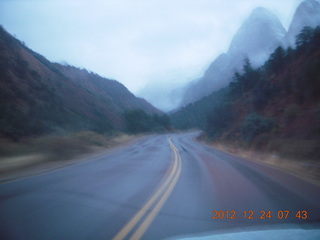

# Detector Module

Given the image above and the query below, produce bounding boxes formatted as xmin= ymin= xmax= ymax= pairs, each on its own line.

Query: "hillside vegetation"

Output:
xmin=172 ymin=26 xmax=320 ymax=161
xmin=0 ymin=25 xmax=174 ymax=172
xmin=0 ymin=25 xmax=166 ymax=140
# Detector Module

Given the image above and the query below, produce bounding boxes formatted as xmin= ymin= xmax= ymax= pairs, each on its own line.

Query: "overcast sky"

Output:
xmin=0 ymin=0 xmax=304 ymax=111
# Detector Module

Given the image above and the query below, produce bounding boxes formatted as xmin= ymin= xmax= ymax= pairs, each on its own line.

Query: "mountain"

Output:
xmin=285 ymin=0 xmax=320 ymax=47
xmin=171 ymin=25 xmax=320 ymax=160
xmin=0 ymin=26 xmax=160 ymax=139
xmin=228 ymin=7 xmax=286 ymax=67
xmin=180 ymin=7 xmax=286 ymax=106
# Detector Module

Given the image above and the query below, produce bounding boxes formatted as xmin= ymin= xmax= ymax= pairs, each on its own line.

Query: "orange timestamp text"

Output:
xmin=211 ymin=210 xmax=308 ymax=220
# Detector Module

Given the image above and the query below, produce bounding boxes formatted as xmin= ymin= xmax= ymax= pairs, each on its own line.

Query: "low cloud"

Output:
xmin=0 ymin=0 xmax=303 ymax=110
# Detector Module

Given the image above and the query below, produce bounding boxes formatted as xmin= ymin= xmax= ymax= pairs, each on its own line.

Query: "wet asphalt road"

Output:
xmin=0 ymin=132 xmax=319 ymax=240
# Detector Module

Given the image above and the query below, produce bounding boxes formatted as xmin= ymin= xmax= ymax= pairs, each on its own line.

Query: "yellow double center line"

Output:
xmin=112 ymin=138 xmax=182 ymax=240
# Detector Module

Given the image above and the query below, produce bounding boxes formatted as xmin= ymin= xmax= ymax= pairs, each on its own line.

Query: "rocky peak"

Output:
xmin=228 ymin=7 xmax=286 ymax=67
xmin=179 ymin=7 xmax=286 ymax=107
xmin=285 ymin=0 xmax=320 ymax=47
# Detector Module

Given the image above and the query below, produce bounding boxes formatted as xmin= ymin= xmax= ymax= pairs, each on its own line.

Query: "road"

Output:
xmin=0 ymin=132 xmax=319 ymax=240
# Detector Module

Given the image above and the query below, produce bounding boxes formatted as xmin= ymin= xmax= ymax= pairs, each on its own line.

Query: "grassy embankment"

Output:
xmin=0 ymin=131 xmax=134 ymax=174
xmin=202 ymin=136 xmax=320 ymax=187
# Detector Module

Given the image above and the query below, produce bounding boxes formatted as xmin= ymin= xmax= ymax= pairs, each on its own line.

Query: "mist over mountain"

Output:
xmin=180 ymin=7 xmax=286 ymax=107
xmin=228 ymin=7 xmax=286 ymax=67
xmin=170 ymin=0 xmax=320 ymax=160
xmin=285 ymin=0 xmax=320 ymax=47
xmin=138 ymin=79 xmax=186 ymax=112
xmin=178 ymin=0 xmax=320 ymax=108
xmin=171 ymin=25 xmax=320 ymax=160
xmin=0 ymin=26 xmax=160 ymax=139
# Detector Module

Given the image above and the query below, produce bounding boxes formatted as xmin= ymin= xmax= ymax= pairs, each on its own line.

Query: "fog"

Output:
xmin=0 ymin=0 xmax=303 ymax=111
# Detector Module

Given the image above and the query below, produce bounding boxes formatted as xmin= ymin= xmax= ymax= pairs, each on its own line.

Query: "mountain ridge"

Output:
xmin=0 ymin=25 xmax=161 ymax=139
xmin=179 ymin=0 xmax=320 ymax=108
xmin=171 ymin=25 xmax=320 ymax=161
xmin=285 ymin=0 xmax=320 ymax=47
xmin=180 ymin=6 xmax=286 ymax=107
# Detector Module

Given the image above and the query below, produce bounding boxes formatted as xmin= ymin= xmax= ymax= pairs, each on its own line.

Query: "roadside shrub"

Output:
xmin=34 ymin=136 xmax=90 ymax=160
xmin=0 ymin=139 xmax=23 ymax=157
xmin=251 ymin=133 xmax=273 ymax=151
xmin=206 ymin=102 xmax=234 ymax=139
xmin=240 ymin=112 xmax=276 ymax=143
xmin=0 ymin=139 xmax=36 ymax=158
xmin=317 ymin=104 xmax=320 ymax=133
xmin=73 ymin=131 xmax=109 ymax=147
xmin=0 ymin=131 xmax=120 ymax=165
xmin=266 ymin=138 xmax=320 ymax=161
xmin=284 ymin=104 xmax=300 ymax=124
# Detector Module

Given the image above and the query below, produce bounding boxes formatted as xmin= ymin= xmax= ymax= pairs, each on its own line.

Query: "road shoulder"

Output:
xmin=197 ymin=139 xmax=320 ymax=188
xmin=0 ymin=134 xmax=148 ymax=184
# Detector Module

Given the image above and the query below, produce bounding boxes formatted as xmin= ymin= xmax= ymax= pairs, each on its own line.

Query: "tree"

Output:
xmin=124 ymin=109 xmax=154 ymax=133
xmin=206 ymin=102 xmax=234 ymax=139
xmin=312 ymin=26 xmax=320 ymax=48
xmin=152 ymin=114 xmax=171 ymax=130
xmin=124 ymin=110 xmax=171 ymax=133
xmin=240 ymin=112 xmax=276 ymax=143
xmin=229 ymin=72 xmax=242 ymax=99
xmin=295 ymin=26 xmax=314 ymax=49
xmin=240 ymin=58 xmax=259 ymax=92
xmin=243 ymin=58 xmax=253 ymax=75
xmin=267 ymin=46 xmax=286 ymax=73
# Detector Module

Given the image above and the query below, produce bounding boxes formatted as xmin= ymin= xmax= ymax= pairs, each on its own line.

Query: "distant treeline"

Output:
xmin=124 ymin=110 xmax=171 ymax=134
